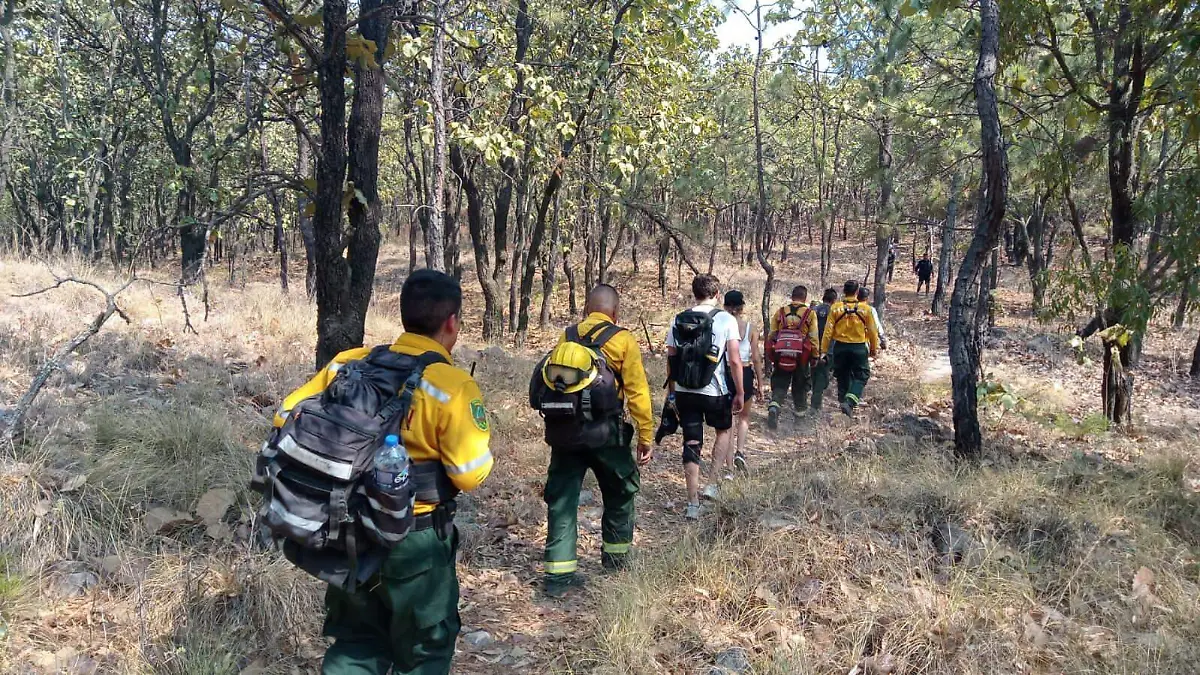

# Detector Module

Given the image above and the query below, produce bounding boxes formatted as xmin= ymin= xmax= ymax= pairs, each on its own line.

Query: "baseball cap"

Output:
xmin=724 ymin=290 xmax=745 ymax=307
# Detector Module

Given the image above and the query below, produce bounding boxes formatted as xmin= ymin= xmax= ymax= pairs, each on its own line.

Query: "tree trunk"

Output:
xmin=873 ymin=115 xmax=893 ymax=322
xmin=987 ymin=246 xmax=1000 ymax=328
xmin=1173 ymin=283 xmax=1190 ymax=328
xmin=932 ymin=174 xmax=958 ymax=315
xmin=707 ymin=210 xmax=718 ymax=274
xmin=451 ymin=145 xmax=503 ymax=339
xmin=949 ymin=0 xmax=1007 ymax=458
xmin=295 ymin=127 xmax=317 ymax=297
xmin=260 ymin=132 xmax=289 ymax=292
xmin=425 ymin=0 xmax=447 ymax=272
xmin=310 ymin=0 xmax=395 ymax=368
xmin=657 ymin=233 xmax=669 ymax=297
xmin=540 ymin=191 xmax=562 ymax=327
xmin=563 ymin=236 xmax=579 ymax=316
xmin=631 ymin=225 xmax=640 ymax=274
xmin=1190 ymin=331 xmax=1200 ymax=377
xmin=750 ymin=3 xmax=773 ymax=329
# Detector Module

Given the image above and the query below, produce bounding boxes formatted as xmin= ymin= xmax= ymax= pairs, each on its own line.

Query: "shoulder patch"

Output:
xmin=469 ymin=399 xmax=489 ymax=431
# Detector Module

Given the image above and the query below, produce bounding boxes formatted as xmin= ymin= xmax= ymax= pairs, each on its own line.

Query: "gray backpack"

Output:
xmin=251 ymin=347 xmax=453 ymax=590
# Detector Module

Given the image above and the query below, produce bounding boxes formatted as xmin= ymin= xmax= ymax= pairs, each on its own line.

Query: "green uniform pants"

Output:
xmin=810 ymin=359 xmax=831 ymax=410
xmin=831 ymin=341 xmax=871 ymax=408
xmin=321 ymin=527 xmax=460 ymax=675
xmin=543 ymin=440 xmax=640 ymax=577
xmin=769 ymin=364 xmax=812 ymax=412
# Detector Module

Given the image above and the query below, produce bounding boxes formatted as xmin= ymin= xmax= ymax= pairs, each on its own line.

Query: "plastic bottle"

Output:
xmin=373 ymin=434 xmax=410 ymax=495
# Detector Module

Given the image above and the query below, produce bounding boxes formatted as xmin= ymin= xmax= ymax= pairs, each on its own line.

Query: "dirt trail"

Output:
xmin=451 ymin=282 xmax=939 ymax=672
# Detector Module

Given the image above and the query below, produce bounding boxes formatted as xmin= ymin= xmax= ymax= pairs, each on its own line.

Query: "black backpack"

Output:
xmin=251 ymin=347 xmax=452 ymax=590
xmin=529 ymin=322 xmax=625 ymax=450
xmin=670 ymin=307 xmax=723 ymax=389
xmin=815 ymin=303 xmax=832 ymax=339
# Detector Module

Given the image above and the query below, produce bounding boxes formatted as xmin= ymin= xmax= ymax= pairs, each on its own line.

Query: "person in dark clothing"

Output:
xmin=809 ymin=288 xmax=838 ymax=410
xmin=915 ymin=257 xmax=934 ymax=295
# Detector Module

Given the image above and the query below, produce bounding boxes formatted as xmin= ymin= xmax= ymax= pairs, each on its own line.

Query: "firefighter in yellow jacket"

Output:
xmin=275 ymin=270 xmax=492 ymax=675
xmin=541 ymin=284 xmax=654 ymax=597
xmin=819 ymin=279 xmax=880 ymax=418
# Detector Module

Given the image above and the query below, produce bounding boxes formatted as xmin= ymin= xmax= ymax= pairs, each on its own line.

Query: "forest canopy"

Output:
xmin=0 ymin=0 xmax=1197 ymax=443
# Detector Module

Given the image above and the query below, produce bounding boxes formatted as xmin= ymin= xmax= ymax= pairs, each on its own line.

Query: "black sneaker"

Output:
xmin=840 ymin=401 xmax=854 ymax=418
xmin=734 ymin=452 xmax=748 ymax=473
xmin=767 ymin=406 xmax=779 ymax=430
xmin=544 ymin=573 xmax=587 ymax=598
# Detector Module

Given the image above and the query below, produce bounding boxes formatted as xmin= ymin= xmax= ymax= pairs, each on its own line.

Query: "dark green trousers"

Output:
xmin=831 ymin=341 xmax=871 ymax=408
xmin=322 ymin=527 xmax=460 ymax=675
xmin=544 ymin=441 xmax=640 ymax=577
xmin=769 ymin=364 xmax=812 ymax=412
xmin=810 ymin=360 xmax=831 ymax=410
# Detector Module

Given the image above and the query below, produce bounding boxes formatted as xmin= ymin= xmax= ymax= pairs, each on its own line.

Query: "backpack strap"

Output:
xmin=374 ymin=351 xmax=449 ymax=423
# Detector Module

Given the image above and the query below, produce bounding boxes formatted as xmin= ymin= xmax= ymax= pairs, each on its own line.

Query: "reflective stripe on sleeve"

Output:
xmin=445 ymin=451 xmax=493 ymax=476
xmin=418 ymin=379 xmax=451 ymax=403
xmin=602 ymin=541 xmax=631 ymax=555
xmin=544 ymin=560 xmax=577 ymax=574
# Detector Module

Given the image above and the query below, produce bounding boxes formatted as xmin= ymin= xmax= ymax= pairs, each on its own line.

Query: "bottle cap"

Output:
xmin=385 ymin=434 xmax=400 ymax=446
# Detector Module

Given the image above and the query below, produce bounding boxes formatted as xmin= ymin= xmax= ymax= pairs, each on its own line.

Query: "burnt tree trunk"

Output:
xmin=949 ymin=0 xmax=1007 ymax=458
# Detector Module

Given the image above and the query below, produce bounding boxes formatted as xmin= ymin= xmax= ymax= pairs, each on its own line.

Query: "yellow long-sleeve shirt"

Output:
xmin=560 ymin=311 xmax=654 ymax=446
xmin=274 ymin=332 xmax=494 ymax=514
xmin=820 ymin=296 xmax=880 ymax=356
xmin=769 ymin=302 xmax=819 ymax=351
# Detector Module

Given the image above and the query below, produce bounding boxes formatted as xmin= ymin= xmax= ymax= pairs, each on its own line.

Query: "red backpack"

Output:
xmin=766 ymin=306 xmax=814 ymax=372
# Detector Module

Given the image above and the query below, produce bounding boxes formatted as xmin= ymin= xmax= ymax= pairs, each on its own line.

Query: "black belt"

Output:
xmin=412 ymin=501 xmax=457 ymax=538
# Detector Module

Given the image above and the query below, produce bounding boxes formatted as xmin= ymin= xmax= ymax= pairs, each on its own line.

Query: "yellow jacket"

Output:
xmin=769 ymin=302 xmax=819 ymax=351
xmin=820 ymin=296 xmax=880 ymax=355
xmin=560 ymin=311 xmax=654 ymax=446
xmin=274 ymin=332 xmax=494 ymax=514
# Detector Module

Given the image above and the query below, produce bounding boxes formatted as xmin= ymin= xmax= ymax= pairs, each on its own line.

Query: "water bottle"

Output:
xmin=373 ymin=434 xmax=410 ymax=495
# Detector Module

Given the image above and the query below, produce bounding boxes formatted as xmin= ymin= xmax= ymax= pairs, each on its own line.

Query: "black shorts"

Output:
xmin=726 ymin=366 xmax=756 ymax=400
xmin=675 ymin=392 xmax=733 ymax=463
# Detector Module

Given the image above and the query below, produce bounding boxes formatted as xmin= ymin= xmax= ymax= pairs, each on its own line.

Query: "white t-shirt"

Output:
xmin=666 ymin=302 xmax=741 ymax=396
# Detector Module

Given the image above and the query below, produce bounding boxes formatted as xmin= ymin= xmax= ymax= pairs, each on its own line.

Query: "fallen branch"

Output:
xmin=2 ymin=275 xmax=135 ymax=443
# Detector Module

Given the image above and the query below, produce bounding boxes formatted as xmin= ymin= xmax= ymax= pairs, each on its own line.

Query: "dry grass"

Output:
xmin=584 ymin=444 xmax=1200 ymax=674
xmin=2 ymin=243 xmax=1199 ymax=674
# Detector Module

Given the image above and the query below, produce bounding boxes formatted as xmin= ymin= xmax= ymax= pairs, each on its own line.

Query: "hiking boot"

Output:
xmin=601 ymin=551 xmax=631 ymax=571
xmin=701 ymin=484 xmax=720 ymax=501
xmin=840 ymin=400 xmax=854 ymax=418
xmin=544 ymin=572 xmax=587 ymax=598
xmin=767 ymin=406 xmax=779 ymax=430
xmin=685 ymin=503 xmax=701 ymax=520
xmin=734 ymin=452 xmax=748 ymax=473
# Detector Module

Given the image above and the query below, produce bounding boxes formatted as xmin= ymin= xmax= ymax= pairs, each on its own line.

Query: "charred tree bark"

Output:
xmin=949 ymin=0 xmax=1007 ymax=458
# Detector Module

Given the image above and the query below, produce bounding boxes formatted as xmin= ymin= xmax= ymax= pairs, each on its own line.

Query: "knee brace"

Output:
xmin=681 ymin=440 xmax=702 ymax=465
